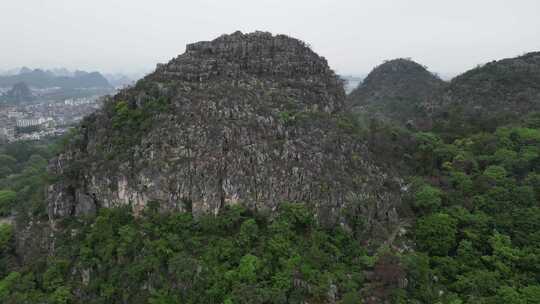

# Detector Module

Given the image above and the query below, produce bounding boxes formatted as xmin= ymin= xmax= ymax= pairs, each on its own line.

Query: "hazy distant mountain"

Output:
xmin=0 ymin=67 xmax=31 ymax=76
xmin=49 ymin=68 xmax=74 ymax=77
xmin=19 ymin=67 xmax=33 ymax=75
xmin=1 ymin=82 xmax=35 ymax=104
xmin=104 ymin=73 xmax=138 ymax=88
xmin=0 ymin=68 xmax=112 ymax=89
xmin=341 ymin=75 xmax=365 ymax=93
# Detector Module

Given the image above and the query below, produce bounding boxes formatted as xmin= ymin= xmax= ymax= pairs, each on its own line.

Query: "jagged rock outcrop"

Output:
xmin=47 ymin=31 xmax=403 ymax=236
xmin=435 ymin=52 xmax=540 ymax=132
xmin=348 ymin=58 xmax=446 ymax=128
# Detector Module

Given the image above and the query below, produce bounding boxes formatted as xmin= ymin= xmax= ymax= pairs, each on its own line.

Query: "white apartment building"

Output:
xmin=16 ymin=117 xmax=53 ymax=128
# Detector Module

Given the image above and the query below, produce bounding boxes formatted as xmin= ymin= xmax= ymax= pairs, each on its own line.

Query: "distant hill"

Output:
xmin=347 ymin=58 xmax=446 ymax=128
xmin=104 ymin=73 xmax=137 ymax=88
xmin=48 ymin=68 xmax=73 ymax=77
xmin=341 ymin=75 xmax=365 ymax=93
xmin=434 ymin=52 xmax=540 ymax=134
xmin=0 ymin=68 xmax=112 ymax=89
xmin=347 ymin=53 xmax=540 ymax=133
xmin=1 ymin=82 xmax=35 ymax=104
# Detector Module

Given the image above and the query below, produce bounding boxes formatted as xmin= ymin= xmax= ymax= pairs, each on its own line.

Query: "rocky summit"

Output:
xmin=47 ymin=31 xmax=402 ymax=235
xmin=347 ymin=58 xmax=446 ymax=129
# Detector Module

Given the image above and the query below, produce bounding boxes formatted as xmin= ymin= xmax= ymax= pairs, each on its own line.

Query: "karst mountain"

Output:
xmin=48 ymin=31 xmax=402 ymax=235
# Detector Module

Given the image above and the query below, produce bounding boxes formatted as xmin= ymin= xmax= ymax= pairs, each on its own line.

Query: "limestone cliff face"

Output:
xmin=48 ymin=31 xmax=402 ymax=234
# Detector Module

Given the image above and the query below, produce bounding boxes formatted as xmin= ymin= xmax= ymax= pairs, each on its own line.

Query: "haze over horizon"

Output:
xmin=2 ymin=0 xmax=540 ymax=78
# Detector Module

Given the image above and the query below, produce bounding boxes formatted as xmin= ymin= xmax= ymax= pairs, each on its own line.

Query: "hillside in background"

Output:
xmin=435 ymin=52 xmax=540 ymax=136
xmin=0 ymin=69 xmax=112 ymax=90
xmin=341 ymin=75 xmax=365 ymax=94
xmin=348 ymin=53 xmax=540 ymax=136
xmin=104 ymin=73 xmax=139 ymax=88
xmin=1 ymin=82 xmax=35 ymax=104
xmin=347 ymin=58 xmax=446 ymax=129
xmin=0 ymin=68 xmax=114 ymax=102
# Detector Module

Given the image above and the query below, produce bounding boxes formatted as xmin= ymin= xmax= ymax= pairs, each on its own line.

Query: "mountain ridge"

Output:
xmin=435 ymin=51 xmax=540 ymax=133
xmin=0 ymin=68 xmax=112 ymax=89
xmin=347 ymin=52 xmax=540 ymax=132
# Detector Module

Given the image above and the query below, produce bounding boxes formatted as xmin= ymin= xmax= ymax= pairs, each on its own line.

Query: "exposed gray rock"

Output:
xmin=47 ymin=31 xmax=402 ymax=237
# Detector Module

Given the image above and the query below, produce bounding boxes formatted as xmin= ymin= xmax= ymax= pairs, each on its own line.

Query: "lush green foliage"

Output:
xmin=109 ymin=97 xmax=169 ymax=151
xmin=2 ymin=102 xmax=540 ymax=303
xmin=403 ymin=118 xmax=540 ymax=303
xmin=0 ymin=204 xmax=378 ymax=303
xmin=0 ymin=141 xmax=53 ymax=220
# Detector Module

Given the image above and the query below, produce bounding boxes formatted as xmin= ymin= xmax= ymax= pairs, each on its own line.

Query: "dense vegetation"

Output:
xmin=1 ymin=107 xmax=540 ymax=303
xmin=401 ymin=112 xmax=540 ymax=303
xmin=0 ymin=141 xmax=53 ymax=220
xmin=1 ymin=203 xmax=383 ymax=304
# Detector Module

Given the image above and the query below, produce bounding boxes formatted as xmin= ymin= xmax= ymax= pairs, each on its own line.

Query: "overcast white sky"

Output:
xmin=1 ymin=0 xmax=539 ymax=78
